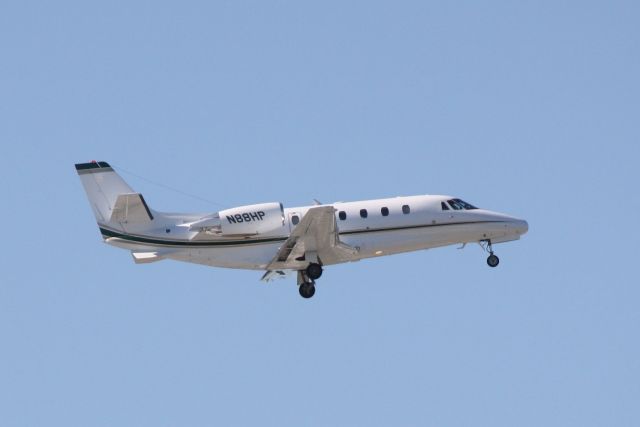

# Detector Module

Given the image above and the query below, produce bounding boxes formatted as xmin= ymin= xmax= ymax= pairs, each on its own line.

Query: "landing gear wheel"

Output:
xmin=306 ymin=263 xmax=323 ymax=280
xmin=487 ymin=254 xmax=500 ymax=268
xmin=299 ymin=282 xmax=316 ymax=299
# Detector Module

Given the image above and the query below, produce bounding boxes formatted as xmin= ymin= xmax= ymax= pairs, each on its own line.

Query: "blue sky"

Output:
xmin=1 ymin=1 xmax=639 ymax=425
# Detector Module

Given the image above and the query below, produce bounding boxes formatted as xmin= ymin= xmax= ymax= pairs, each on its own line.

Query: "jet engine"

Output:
xmin=189 ymin=202 xmax=286 ymax=237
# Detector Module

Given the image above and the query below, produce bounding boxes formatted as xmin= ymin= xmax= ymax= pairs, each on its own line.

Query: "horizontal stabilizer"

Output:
xmin=110 ymin=193 xmax=154 ymax=223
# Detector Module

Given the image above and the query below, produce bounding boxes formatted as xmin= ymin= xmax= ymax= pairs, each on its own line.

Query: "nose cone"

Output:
xmin=473 ymin=209 xmax=529 ymax=237
xmin=512 ymin=219 xmax=529 ymax=236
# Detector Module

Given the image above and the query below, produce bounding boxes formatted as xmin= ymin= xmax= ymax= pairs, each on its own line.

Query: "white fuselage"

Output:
xmin=100 ymin=194 xmax=528 ymax=270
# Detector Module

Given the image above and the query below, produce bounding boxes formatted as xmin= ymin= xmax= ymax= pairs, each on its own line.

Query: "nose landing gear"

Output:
xmin=487 ymin=253 xmax=500 ymax=267
xmin=480 ymin=239 xmax=500 ymax=268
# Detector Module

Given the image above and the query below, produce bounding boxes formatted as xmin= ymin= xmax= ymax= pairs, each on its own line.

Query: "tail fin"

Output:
xmin=75 ymin=161 xmax=154 ymax=230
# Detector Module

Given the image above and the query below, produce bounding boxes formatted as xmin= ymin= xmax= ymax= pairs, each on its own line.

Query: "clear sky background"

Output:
xmin=1 ymin=1 xmax=639 ymax=426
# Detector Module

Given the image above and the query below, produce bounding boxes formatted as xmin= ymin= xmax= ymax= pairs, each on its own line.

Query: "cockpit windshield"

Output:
xmin=446 ymin=199 xmax=478 ymax=210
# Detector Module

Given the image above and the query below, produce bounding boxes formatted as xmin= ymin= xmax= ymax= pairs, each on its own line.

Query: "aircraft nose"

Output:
xmin=512 ymin=219 xmax=529 ymax=235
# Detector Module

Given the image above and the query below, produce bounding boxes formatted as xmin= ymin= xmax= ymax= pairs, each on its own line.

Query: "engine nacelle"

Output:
xmin=218 ymin=202 xmax=286 ymax=236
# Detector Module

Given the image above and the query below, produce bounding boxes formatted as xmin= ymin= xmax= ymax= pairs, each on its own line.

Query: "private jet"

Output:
xmin=76 ymin=161 xmax=528 ymax=298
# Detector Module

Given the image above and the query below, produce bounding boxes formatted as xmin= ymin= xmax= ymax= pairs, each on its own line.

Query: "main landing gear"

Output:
xmin=298 ymin=263 xmax=323 ymax=299
xmin=299 ymin=281 xmax=316 ymax=299
xmin=306 ymin=262 xmax=323 ymax=280
xmin=480 ymin=239 xmax=500 ymax=268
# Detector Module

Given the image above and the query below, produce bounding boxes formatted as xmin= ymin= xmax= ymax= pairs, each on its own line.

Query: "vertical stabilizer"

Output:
xmin=75 ymin=161 xmax=153 ymax=230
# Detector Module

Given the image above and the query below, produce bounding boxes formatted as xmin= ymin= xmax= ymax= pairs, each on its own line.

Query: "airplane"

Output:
xmin=76 ymin=161 xmax=528 ymax=298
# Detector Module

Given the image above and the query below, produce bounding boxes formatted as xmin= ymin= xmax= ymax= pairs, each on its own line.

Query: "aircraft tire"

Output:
xmin=306 ymin=263 xmax=323 ymax=280
xmin=299 ymin=283 xmax=316 ymax=299
xmin=487 ymin=254 xmax=500 ymax=268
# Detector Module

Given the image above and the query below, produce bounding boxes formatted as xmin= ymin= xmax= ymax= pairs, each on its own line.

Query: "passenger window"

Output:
xmin=339 ymin=211 xmax=347 ymax=220
xmin=292 ymin=215 xmax=299 ymax=225
xmin=402 ymin=205 xmax=410 ymax=214
xmin=360 ymin=209 xmax=368 ymax=218
xmin=381 ymin=207 xmax=389 ymax=216
xmin=441 ymin=202 xmax=450 ymax=211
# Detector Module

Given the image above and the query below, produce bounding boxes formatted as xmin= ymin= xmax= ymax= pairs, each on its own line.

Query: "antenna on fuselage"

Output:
xmin=111 ymin=163 xmax=227 ymax=208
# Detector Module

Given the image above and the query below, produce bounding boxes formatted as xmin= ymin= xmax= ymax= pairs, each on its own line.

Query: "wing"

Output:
xmin=261 ymin=206 xmax=358 ymax=281
xmin=260 ymin=269 xmax=289 ymax=282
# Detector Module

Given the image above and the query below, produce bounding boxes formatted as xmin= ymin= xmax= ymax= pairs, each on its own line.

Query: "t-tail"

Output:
xmin=75 ymin=161 xmax=155 ymax=234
